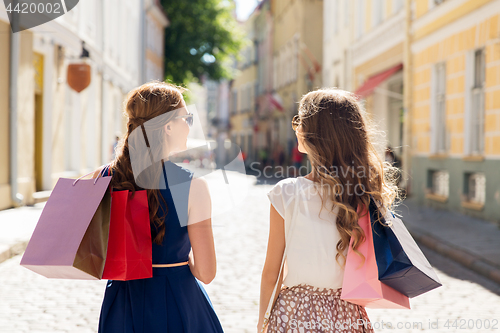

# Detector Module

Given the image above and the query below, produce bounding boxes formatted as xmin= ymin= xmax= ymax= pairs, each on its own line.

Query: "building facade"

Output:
xmin=410 ymin=0 xmax=500 ymax=222
xmin=350 ymin=0 xmax=407 ymax=163
xmin=144 ymin=0 xmax=170 ymax=82
xmin=323 ymin=0 xmax=354 ymax=90
xmin=229 ymin=13 xmax=258 ymax=163
xmin=254 ymin=0 xmax=274 ymax=165
xmin=271 ymin=0 xmax=323 ymax=164
xmin=0 ymin=0 xmax=169 ymax=209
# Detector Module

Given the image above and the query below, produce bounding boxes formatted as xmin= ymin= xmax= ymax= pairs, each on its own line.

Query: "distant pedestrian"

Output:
xmin=385 ymin=146 xmax=402 ymax=186
xmin=258 ymin=88 xmax=399 ymax=332
xmin=111 ymin=134 xmax=120 ymax=161
xmin=272 ymin=144 xmax=285 ymax=168
xmin=93 ymin=81 xmax=223 ymax=333
xmin=291 ymin=142 xmax=302 ymax=175
xmin=258 ymin=148 xmax=268 ymax=170
xmin=385 ymin=146 xmax=402 ymax=169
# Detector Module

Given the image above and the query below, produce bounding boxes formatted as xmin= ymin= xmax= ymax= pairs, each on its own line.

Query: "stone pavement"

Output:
xmin=0 ymin=173 xmax=500 ymax=332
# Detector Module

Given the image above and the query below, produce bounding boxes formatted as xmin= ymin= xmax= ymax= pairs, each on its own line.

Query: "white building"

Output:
xmin=0 ymin=0 xmax=169 ymax=208
xmin=323 ymin=0 xmax=406 ymax=161
xmin=323 ymin=0 xmax=354 ymax=90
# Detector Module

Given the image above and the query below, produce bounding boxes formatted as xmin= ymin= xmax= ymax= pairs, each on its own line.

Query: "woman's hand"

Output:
xmin=256 ymin=321 xmax=268 ymax=333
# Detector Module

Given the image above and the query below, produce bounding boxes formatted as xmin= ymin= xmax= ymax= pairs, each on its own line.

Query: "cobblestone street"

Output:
xmin=0 ymin=173 xmax=499 ymax=332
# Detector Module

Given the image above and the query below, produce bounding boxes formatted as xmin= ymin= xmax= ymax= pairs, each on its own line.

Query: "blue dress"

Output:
xmin=98 ymin=161 xmax=224 ymax=333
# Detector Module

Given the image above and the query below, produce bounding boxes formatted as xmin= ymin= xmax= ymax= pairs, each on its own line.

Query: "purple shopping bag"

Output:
xmin=20 ymin=172 xmax=112 ymax=279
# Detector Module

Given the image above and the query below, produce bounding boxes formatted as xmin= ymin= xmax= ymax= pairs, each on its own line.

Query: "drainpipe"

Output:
xmin=401 ymin=0 xmax=413 ymax=193
xmin=100 ymin=0 xmax=106 ymax=165
xmin=9 ymin=3 xmax=24 ymax=207
xmin=140 ymin=0 xmax=148 ymax=84
xmin=142 ymin=0 xmax=156 ymax=83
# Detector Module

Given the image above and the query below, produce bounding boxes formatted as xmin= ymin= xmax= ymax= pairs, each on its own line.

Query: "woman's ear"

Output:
xmin=164 ymin=123 xmax=172 ymax=136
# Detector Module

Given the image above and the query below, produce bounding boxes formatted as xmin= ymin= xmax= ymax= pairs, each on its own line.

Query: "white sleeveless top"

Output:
xmin=267 ymin=177 xmax=347 ymax=290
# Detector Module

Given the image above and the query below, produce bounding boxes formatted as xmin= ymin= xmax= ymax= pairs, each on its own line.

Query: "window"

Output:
xmin=231 ymin=90 xmax=238 ymax=114
xmin=273 ymin=55 xmax=278 ymax=90
xmin=247 ymin=133 xmax=253 ymax=160
xmin=431 ymin=62 xmax=447 ymax=154
xmin=344 ymin=0 xmax=350 ymax=27
xmin=254 ymin=41 xmax=259 ymax=63
xmin=293 ymin=34 xmax=300 ymax=82
xmin=471 ymin=49 xmax=485 ymax=154
xmin=467 ymin=173 xmax=486 ymax=204
xmin=334 ymin=0 xmax=339 ymax=34
xmin=240 ymin=133 xmax=246 ymax=152
xmin=246 ymin=84 xmax=252 ymax=111
xmin=393 ymin=0 xmax=404 ymax=13
xmin=372 ymin=0 xmax=384 ymax=27
xmin=356 ymin=0 xmax=364 ymax=38
xmin=432 ymin=170 xmax=449 ymax=198
xmin=429 ymin=0 xmax=446 ymax=10
xmin=251 ymin=83 xmax=256 ymax=111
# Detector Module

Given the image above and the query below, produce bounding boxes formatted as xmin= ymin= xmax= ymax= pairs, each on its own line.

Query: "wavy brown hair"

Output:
xmin=296 ymin=88 xmax=401 ymax=267
xmin=107 ymin=81 xmax=186 ymax=245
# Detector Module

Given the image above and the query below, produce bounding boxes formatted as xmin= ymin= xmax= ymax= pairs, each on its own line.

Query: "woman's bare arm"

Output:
xmin=257 ymin=203 xmax=285 ymax=332
xmin=187 ymin=177 xmax=216 ymax=284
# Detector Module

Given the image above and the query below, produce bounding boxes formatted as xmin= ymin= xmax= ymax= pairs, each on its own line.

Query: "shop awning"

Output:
xmin=354 ymin=64 xmax=403 ymax=98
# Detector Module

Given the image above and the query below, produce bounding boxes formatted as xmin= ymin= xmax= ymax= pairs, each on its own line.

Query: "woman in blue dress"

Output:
xmin=93 ymin=81 xmax=224 ymax=333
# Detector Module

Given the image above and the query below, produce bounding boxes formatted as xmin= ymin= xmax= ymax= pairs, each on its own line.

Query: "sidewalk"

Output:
xmin=0 ymin=203 xmax=45 ymax=263
xmin=397 ymin=197 xmax=500 ymax=285
xmin=1 ymin=196 xmax=499 ymax=286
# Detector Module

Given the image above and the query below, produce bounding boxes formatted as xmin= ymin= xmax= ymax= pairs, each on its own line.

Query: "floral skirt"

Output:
xmin=267 ymin=284 xmax=375 ymax=333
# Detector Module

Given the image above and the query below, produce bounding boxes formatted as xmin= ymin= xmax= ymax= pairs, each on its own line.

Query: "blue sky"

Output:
xmin=234 ymin=0 xmax=259 ymax=21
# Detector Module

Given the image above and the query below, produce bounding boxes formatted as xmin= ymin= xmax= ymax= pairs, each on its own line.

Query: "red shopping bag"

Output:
xmin=340 ymin=204 xmax=410 ymax=309
xmin=102 ymin=167 xmax=153 ymax=280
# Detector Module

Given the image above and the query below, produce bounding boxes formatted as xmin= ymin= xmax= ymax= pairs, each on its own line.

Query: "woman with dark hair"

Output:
xmin=258 ymin=88 xmax=400 ymax=332
xmin=93 ymin=81 xmax=223 ymax=333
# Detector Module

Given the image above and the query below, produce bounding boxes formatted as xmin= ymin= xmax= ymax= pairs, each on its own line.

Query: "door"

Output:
xmin=34 ymin=52 xmax=44 ymax=191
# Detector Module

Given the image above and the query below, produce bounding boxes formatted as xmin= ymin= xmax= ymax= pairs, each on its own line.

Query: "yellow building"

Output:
xmin=0 ymin=22 xmax=36 ymax=210
xmin=410 ymin=0 xmax=500 ymax=221
xmin=229 ymin=14 xmax=258 ymax=162
xmin=227 ymin=0 xmax=323 ymax=168
xmin=350 ymin=0 xmax=407 ymax=165
xmin=0 ymin=21 xmax=9 ymax=209
xmin=270 ymin=0 xmax=323 ymax=164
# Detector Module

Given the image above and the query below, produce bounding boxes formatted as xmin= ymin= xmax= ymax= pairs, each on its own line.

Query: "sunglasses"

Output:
xmin=172 ymin=112 xmax=194 ymax=127
xmin=291 ymin=115 xmax=300 ymax=131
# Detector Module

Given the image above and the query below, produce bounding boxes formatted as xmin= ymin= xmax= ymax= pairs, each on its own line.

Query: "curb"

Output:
xmin=406 ymin=225 xmax=500 ymax=286
xmin=0 ymin=241 xmax=28 ymax=265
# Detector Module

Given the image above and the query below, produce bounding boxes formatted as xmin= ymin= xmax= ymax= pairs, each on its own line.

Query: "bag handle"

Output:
xmin=72 ymin=165 xmax=109 ymax=186
xmin=368 ymin=194 xmax=393 ymax=227
xmin=261 ymin=180 xmax=303 ymax=332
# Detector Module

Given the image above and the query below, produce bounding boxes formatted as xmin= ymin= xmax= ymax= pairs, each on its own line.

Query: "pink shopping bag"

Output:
xmin=340 ymin=204 xmax=410 ymax=309
xmin=20 ymin=174 xmax=112 ymax=279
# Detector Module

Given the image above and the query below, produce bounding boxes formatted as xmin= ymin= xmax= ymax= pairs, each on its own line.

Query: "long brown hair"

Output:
xmin=109 ymin=81 xmax=186 ymax=245
xmin=296 ymin=88 xmax=400 ymax=267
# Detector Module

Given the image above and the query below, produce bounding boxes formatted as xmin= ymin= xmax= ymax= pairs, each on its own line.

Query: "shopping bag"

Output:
xmin=340 ymin=204 xmax=410 ymax=309
xmin=101 ymin=166 xmax=152 ymax=281
xmin=370 ymin=199 xmax=442 ymax=298
xmin=20 ymin=172 xmax=112 ymax=279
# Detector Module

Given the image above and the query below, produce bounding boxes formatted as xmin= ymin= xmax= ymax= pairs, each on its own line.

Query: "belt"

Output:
xmin=152 ymin=261 xmax=189 ymax=268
